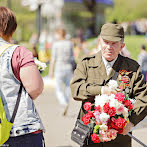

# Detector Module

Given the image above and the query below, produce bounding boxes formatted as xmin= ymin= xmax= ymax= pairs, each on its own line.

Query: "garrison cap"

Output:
xmin=100 ymin=23 xmax=124 ymax=41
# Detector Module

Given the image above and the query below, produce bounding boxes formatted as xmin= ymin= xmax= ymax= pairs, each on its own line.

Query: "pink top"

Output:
xmin=12 ymin=46 xmax=35 ymax=81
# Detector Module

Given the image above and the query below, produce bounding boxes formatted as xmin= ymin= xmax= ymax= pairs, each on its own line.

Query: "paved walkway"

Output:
xmin=34 ymin=78 xmax=147 ymax=147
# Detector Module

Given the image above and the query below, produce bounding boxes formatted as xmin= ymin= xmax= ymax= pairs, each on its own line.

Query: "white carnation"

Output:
xmin=95 ymin=94 xmax=109 ymax=107
xmin=108 ymin=80 xmax=118 ymax=90
xmin=123 ymin=107 xmax=129 ymax=118
xmin=107 ymin=94 xmax=115 ymax=101
xmin=99 ymin=112 xmax=110 ymax=122
xmin=99 ymin=124 xmax=108 ymax=131
xmin=109 ymin=98 xmax=122 ymax=109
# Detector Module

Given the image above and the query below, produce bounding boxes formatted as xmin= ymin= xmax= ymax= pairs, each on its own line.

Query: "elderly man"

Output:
xmin=70 ymin=23 xmax=147 ymax=147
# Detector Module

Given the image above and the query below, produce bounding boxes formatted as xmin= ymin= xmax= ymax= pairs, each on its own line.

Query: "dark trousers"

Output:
xmin=3 ymin=132 xmax=45 ymax=147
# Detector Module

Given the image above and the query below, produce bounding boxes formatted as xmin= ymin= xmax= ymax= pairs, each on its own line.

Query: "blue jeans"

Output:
xmin=3 ymin=133 xmax=45 ymax=147
xmin=54 ymin=70 xmax=73 ymax=106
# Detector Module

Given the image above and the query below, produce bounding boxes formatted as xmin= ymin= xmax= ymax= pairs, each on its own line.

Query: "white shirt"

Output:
xmin=101 ymin=56 xmax=118 ymax=94
xmin=102 ymin=56 xmax=118 ymax=75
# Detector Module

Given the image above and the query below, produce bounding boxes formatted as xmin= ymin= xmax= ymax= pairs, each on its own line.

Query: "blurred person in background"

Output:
xmin=138 ymin=44 xmax=147 ymax=81
xmin=49 ymin=28 xmax=74 ymax=115
xmin=0 ymin=7 xmax=45 ymax=146
xmin=29 ymin=33 xmax=38 ymax=59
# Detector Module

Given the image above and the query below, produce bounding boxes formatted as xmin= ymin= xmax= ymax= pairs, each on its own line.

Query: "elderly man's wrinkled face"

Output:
xmin=100 ymin=37 xmax=125 ymax=61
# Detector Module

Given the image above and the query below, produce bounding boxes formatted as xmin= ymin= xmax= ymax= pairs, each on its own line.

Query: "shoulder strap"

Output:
xmin=0 ymin=44 xmax=14 ymax=56
xmin=10 ymin=84 xmax=22 ymax=123
xmin=0 ymin=43 xmax=22 ymax=123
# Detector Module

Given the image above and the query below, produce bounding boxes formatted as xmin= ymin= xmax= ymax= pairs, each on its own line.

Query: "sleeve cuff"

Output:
xmin=129 ymin=108 xmax=147 ymax=126
xmin=87 ymin=85 xmax=101 ymax=96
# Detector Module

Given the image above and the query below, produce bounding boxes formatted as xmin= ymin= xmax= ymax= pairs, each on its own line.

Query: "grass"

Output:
xmin=125 ymin=35 xmax=147 ymax=61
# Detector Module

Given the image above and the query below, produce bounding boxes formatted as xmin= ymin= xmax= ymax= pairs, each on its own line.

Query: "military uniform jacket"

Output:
xmin=70 ymin=51 xmax=147 ymax=147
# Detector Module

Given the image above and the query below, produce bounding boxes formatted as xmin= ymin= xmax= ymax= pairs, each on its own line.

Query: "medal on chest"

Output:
xmin=118 ymin=70 xmax=131 ymax=94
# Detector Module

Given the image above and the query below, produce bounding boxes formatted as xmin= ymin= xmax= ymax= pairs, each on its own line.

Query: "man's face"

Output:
xmin=100 ymin=37 xmax=125 ymax=61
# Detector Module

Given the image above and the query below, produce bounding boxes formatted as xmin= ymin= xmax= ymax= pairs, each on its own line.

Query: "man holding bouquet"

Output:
xmin=70 ymin=23 xmax=147 ymax=147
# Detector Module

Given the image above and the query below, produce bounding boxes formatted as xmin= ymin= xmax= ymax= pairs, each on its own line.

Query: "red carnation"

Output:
xmin=87 ymin=111 xmax=94 ymax=118
xmin=110 ymin=117 xmax=126 ymax=130
xmin=107 ymin=107 xmax=116 ymax=117
xmin=95 ymin=105 xmax=101 ymax=113
xmin=117 ymin=129 xmax=123 ymax=134
xmin=91 ymin=133 xmax=101 ymax=143
xmin=115 ymin=117 xmax=127 ymax=129
xmin=123 ymin=100 xmax=133 ymax=111
xmin=83 ymin=102 xmax=92 ymax=111
xmin=128 ymin=104 xmax=133 ymax=111
xmin=82 ymin=114 xmax=91 ymax=125
xmin=110 ymin=121 xmax=119 ymax=130
xmin=115 ymin=93 xmax=125 ymax=102
xmin=103 ymin=103 xmax=110 ymax=113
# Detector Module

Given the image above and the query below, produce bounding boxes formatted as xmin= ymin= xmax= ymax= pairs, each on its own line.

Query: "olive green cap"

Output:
xmin=100 ymin=23 xmax=124 ymax=41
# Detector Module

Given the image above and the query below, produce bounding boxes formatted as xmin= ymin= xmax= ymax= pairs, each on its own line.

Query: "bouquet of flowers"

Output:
xmin=34 ymin=57 xmax=47 ymax=71
xmin=82 ymin=80 xmax=135 ymax=143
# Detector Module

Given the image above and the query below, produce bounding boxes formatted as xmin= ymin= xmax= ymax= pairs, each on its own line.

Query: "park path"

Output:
xmin=34 ymin=77 xmax=147 ymax=147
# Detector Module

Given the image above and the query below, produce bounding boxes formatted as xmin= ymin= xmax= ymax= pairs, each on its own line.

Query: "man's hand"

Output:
xmin=122 ymin=122 xmax=134 ymax=135
xmin=103 ymin=86 xmax=117 ymax=95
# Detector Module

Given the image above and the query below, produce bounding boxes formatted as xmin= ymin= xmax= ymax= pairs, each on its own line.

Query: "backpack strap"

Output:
xmin=10 ymin=84 xmax=22 ymax=123
xmin=0 ymin=44 xmax=14 ymax=56
xmin=0 ymin=43 xmax=23 ymax=123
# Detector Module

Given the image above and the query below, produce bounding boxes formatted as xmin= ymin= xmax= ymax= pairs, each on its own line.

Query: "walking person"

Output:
xmin=70 ymin=23 xmax=147 ymax=147
xmin=49 ymin=28 xmax=74 ymax=115
xmin=0 ymin=7 xmax=45 ymax=146
xmin=138 ymin=44 xmax=147 ymax=81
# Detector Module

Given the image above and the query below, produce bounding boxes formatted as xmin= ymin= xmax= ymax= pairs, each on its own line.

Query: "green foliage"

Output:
xmin=93 ymin=125 xmax=99 ymax=134
xmin=105 ymin=0 xmax=147 ymax=22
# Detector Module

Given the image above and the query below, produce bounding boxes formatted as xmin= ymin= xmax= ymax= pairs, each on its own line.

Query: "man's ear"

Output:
xmin=121 ymin=43 xmax=125 ymax=49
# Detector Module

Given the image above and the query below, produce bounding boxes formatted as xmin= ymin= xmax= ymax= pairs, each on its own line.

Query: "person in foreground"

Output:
xmin=70 ymin=23 xmax=147 ymax=147
xmin=0 ymin=7 xmax=45 ymax=146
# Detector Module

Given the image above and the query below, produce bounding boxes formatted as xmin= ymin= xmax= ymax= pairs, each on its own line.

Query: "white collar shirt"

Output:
xmin=102 ymin=56 xmax=118 ymax=76
xmin=101 ymin=56 xmax=118 ymax=94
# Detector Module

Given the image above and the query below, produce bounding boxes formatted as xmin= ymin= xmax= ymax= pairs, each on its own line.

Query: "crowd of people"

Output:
xmin=0 ymin=6 xmax=147 ymax=147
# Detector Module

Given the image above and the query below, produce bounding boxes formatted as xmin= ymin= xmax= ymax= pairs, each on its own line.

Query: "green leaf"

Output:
xmin=93 ymin=125 xmax=99 ymax=134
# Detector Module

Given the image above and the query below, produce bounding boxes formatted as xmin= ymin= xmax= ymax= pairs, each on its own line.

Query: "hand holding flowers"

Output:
xmin=81 ymin=80 xmax=134 ymax=144
xmin=34 ymin=58 xmax=47 ymax=71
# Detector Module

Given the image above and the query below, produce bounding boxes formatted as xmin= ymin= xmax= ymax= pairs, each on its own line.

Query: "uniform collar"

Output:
xmin=88 ymin=51 xmax=102 ymax=67
xmin=88 ymin=51 xmax=119 ymax=68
